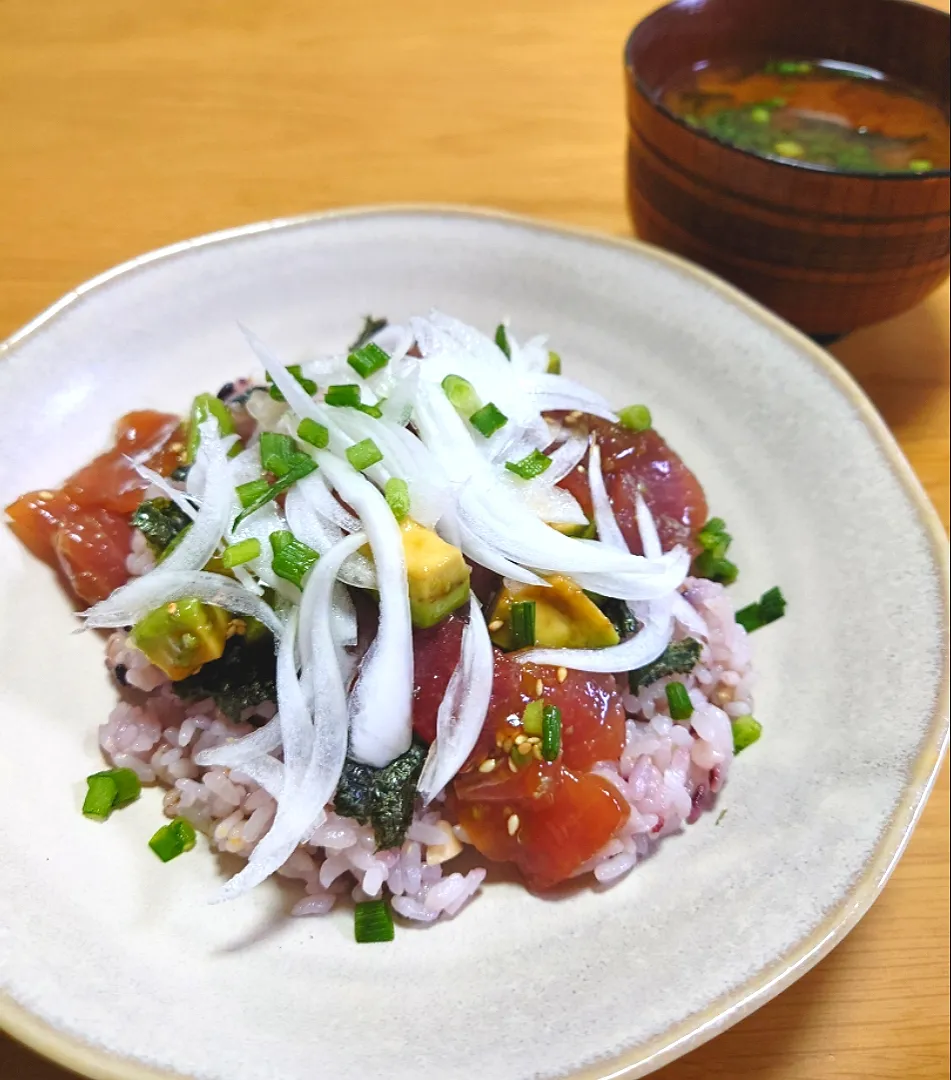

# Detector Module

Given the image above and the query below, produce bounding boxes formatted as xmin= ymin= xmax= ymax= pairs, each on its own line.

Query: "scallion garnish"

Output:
xmin=546 ymin=350 xmax=562 ymax=374
xmin=469 ymin=402 xmax=508 ymax=438
xmin=494 ymin=324 xmax=511 ymax=359
xmin=324 ymin=384 xmax=362 ymax=408
xmin=347 ymin=342 xmax=389 ymax=379
xmin=441 ymin=374 xmax=482 ymax=415
xmin=233 ymin=455 xmax=317 ymax=528
xmin=541 ymin=704 xmax=562 ymax=761
xmin=355 ymin=401 xmax=383 ymax=419
xmin=236 ymin=477 xmax=271 ymax=509
xmin=185 ymin=394 xmax=237 ymax=463
xmin=267 ymin=364 xmax=317 ymax=401
xmin=345 ymin=438 xmax=383 ymax=472
xmin=618 ymin=404 xmax=652 ymax=432
xmin=221 ymin=538 xmax=262 ymax=569
xmin=510 ymin=600 xmax=536 ymax=649
xmin=269 ymin=530 xmax=319 ymax=589
xmin=87 ymin=768 xmax=141 ymax=809
xmin=505 ymin=449 xmax=552 ymax=480
xmin=384 ymin=477 xmax=410 ymax=521
xmin=732 ymin=715 xmax=762 ymax=753
xmin=82 ymin=774 xmax=118 ymax=821
xmin=149 ymin=817 xmax=197 ymax=863
xmin=259 ymin=432 xmax=297 ymax=477
xmin=735 ymin=587 xmax=787 ymax=633
xmin=693 ymin=517 xmax=739 ymax=585
xmin=666 ymin=682 xmax=694 ymax=721
xmin=521 ymin=699 xmax=544 ymax=735
xmin=297 ymin=417 xmax=329 ymax=449
xmin=354 ymin=898 xmax=395 ymax=943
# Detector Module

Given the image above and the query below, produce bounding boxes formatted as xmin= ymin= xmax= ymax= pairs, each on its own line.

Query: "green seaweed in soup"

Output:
xmin=662 ymin=58 xmax=950 ymax=173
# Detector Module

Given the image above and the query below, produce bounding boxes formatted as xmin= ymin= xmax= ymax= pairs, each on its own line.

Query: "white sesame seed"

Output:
xmin=535 ymin=678 xmax=544 ymax=697
xmin=514 ymin=734 xmax=528 ymax=745
xmin=478 ymin=758 xmax=497 ymax=773
xmin=488 ymin=619 xmax=504 ymax=632
xmin=507 ymin=814 xmax=520 ymax=836
xmin=557 ymin=666 xmax=568 ymax=683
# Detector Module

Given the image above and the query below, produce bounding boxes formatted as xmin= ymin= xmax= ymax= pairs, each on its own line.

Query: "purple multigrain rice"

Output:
xmin=96 ymin=576 xmax=751 ymax=920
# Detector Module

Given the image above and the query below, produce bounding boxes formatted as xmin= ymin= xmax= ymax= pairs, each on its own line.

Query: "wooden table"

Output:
xmin=1 ymin=2 xmax=947 ymax=1077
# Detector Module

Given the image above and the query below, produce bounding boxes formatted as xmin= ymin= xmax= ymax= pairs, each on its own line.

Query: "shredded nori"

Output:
xmin=174 ymin=632 xmax=277 ymax=723
xmin=347 ymin=315 xmax=389 ymax=353
xmin=131 ymin=497 xmax=194 ymax=553
xmin=629 ymin=638 xmax=702 ymax=693
xmin=596 ymin=597 xmax=639 ymax=640
xmin=333 ymin=741 xmax=427 ymax=850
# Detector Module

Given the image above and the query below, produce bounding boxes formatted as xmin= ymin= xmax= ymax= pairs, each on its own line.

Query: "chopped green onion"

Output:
xmin=149 ymin=817 xmax=197 ymax=863
xmin=694 ymin=517 xmax=738 ymax=584
xmin=441 ymin=374 xmax=482 ymax=415
xmin=546 ymin=350 xmax=562 ymax=374
xmin=82 ymin=774 xmax=118 ymax=821
xmin=355 ymin=401 xmax=383 ymax=419
xmin=384 ymin=477 xmax=410 ymax=521
xmin=732 ymin=715 xmax=762 ymax=753
xmin=541 ymin=704 xmax=562 ymax=761
xmin=666 ymin=681 xmax=694 ymax=721
xmin=505 ymin=449 xmax=552 ymax=480
xmin=185 ymin=394 xmax=237 ymax=463
xmin=236 ymin=477 xmax=271 ymax=508
xmin=494 ymin=323 xmax=511 ymax=359
xmin=521 ymin=699 xmax=545 ymax=735
xmin=233 ymin=456 xmax=317 ymax=528
xmin=354 ymin=898 xmax=395 ymax=943
xmin=735 ymin=586 xmax=787 ymax=633
xmin=510 ymin=600 xmax=536 ymax=649
xmin=618 ymin=404 xmax=652 ymax=432
xmin=87 ymin=768 xmax=141 ymax=808
xmin=269 ymin=530 xmax=319 ymax=589
xmin=750 ymin=106 xmax=771 ymax=123
xmin=909 ymin=159 xmax=933 ymax=173
xmin=297 ymin=418 xmax=329 ymax=449
xmin=346 ymin=438 xmax=383 ymax=472
xmin=774 ymin=140 xmax=805 ymax=159
xmin=267 ymin=364 xmax=317 ymax=401
xmin=324 ymin=384 xmax=362 ymax=408
xmin=469 ymin=402 xmax=508 ymax=438
xmin=347 ymin=342 xmax=389 ymax=378
xmin=259 ymin=432 xmax=297 ymax=476
xmin=221 ymin=538 xmax=261 ymax=569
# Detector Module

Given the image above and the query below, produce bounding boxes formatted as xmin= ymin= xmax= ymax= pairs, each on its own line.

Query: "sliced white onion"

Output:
xmin=635 ymin=491 xmax=663 ymax=560
xmin=81 ymin=570 xmax=284 ymax=636
xmin=516 ymin=599 xmax=672 ymax=672
xmin=128 ymin=461 xmax=199 ymax=519
xmin=417 ymin=594 xmax=494 ymax=804
xmin=519 ymin=372 xmax=619 ymax=422
xmin=232 ymin=754 xmax=285 ymax=800
xmin=288 ymin=474 xmax=376 ymax=589
xmin=318 ymin=453 xmax=414 ymax=768
xmin=195 ymin=715 xmax=282 ymax=769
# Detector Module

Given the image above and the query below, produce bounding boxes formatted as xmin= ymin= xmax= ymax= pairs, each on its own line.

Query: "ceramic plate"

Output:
xmin=0 ymin=208 xmax=947 ymax=1080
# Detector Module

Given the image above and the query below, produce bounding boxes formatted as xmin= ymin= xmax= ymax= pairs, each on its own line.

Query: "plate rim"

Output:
xmin=0 ymin=203 xmax=947 ymax=1080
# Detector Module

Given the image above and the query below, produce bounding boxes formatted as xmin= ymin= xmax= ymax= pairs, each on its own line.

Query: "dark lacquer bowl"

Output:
xmin=625 ymin=0 xmax=950 ymax=339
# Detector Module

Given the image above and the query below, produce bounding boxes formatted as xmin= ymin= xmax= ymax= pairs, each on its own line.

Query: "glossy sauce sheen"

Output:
xmin=661 ymin=58 xmax=950 ymax=172
xmin=5 ymin=411 xmax=183 ymax=603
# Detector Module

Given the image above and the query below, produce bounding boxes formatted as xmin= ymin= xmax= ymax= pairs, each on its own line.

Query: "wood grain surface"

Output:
xmin=0 ymin=2 xmax=947 ymax=1078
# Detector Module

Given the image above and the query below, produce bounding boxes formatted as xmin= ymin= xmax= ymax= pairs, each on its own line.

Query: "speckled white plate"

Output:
xmin=0 ymin=208 xmax=947 ymax=1080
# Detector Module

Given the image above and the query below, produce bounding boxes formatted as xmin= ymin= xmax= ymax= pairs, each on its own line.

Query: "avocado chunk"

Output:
xmin=131 ymin=597 xmax=231 ymax=680
xmin=400 ymin=519 xmax=470 ymax=629
xmin=489 ymin=574 xmax=620 ymax=650
xmin=549 ymin=519 xmax=596 ymax=538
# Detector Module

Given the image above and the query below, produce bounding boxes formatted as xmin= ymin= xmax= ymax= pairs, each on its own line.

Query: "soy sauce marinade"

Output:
xmin=661 ymin=58 xmax=950 ymax=173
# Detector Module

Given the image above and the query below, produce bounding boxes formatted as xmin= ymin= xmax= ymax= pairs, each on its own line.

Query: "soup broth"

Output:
xmin=661 ymin=57 xmax=950 ymax=173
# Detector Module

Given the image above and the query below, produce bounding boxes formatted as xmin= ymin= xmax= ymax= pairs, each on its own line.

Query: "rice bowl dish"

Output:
xmin=6 ymin=311 xmax=786 ymax=938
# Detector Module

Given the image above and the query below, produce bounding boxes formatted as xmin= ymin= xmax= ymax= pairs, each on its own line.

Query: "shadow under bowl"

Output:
xmin=624 ymin=0 xmax=951 ymax=338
